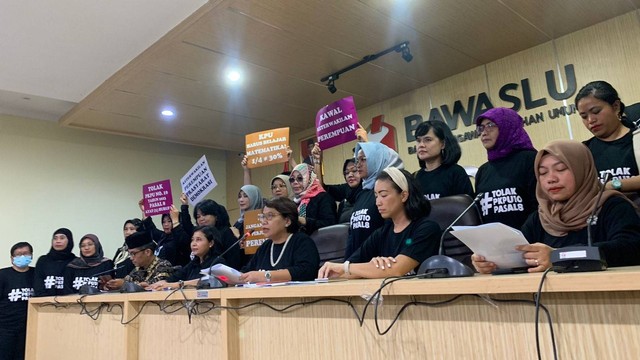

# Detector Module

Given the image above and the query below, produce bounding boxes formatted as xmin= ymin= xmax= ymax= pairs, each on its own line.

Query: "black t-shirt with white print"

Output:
xmin=475 ymin=150 xmax=538 ymax=229
xmin=0 ymin=267 xmax=35 ymax=330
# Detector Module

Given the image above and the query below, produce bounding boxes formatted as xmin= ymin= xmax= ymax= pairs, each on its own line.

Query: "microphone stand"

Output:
xmin=198 ymin=231 xmax=251 ymax=289
xmin=418 ymin=193 xmax=483 ymax=278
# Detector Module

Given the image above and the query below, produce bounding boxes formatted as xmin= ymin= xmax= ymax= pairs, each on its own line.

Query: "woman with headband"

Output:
xmin=318 ymin=167 xmax=440 ymax=279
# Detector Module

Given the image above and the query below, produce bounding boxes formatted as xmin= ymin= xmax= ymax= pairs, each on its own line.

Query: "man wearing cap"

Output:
xmin=106 ymin=231 xmax=174 ymax=289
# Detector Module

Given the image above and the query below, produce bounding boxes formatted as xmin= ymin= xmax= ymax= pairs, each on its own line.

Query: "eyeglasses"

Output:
xmin=258 ymin=213 xmax=281 ymax=222
xmin=128 ymin=249 xmax=144 ymax=258
xmin=289 ymin=176 xmax=304 ymax=184
xmin=476 ymin=122 xmax=498 ymax=135
xmin=271 ymin=184 xmax=287 ymax=190
xmin=343 ymin=169 xmax=358 ymax=176
xmin=356 ymin=156 xmax=367 ymax=165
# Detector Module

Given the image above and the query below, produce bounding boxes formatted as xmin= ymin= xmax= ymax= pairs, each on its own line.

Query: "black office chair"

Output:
xmin=310 ymin=223 xmax=349 ymax=265
xmin=426 ymin=194 xmax=483 ymax=267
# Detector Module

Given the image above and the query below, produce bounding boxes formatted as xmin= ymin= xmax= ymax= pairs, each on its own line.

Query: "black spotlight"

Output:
xmin=326 ymin=76 xmax=338 ymax=94
xmin=401 ymin=45 xmax=413 ymax=63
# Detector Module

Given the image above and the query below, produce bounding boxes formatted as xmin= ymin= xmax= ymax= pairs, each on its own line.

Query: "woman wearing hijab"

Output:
xmin=345 ymin=142 xmax=404 ymax=259
xmin=319 ymin=168 xmax=440 ymax=279
xmin=290 ymin=163 xmax=337 ymax=234
xmin=113 ymin=218 xmax=142 ymax=279
xmin=33 ymin=228 xmax=76 ymax=297
xmin=270 ymin=174 xmax=295 ymax=200
xmin=475 ymin=107 xmax=538 ymax=229
xmin=472 ymin=140 xmax=640 ymax=273
xmin=63 ymin=234 xmax=114 ymax=293
xmin=233 ymin=185 xmax=266 ymax=234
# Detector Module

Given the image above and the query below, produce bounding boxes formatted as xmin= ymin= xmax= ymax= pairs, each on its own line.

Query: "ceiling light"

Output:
xmin=327 ymin=78 xmax=337 ymax=94
xmin=161 ymin=110 xmax=174 ymax=117
xmin=226 ymin=70 xmax=242 ymax=83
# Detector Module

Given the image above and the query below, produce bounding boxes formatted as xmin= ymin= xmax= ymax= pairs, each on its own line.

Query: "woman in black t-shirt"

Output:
xmin=318 ymin=168 xmax=440 ymax=279
xmin=413 ymin=120 xmax=473 ymax=200
xmin=575 ymin=81 xmax=640 ymax=194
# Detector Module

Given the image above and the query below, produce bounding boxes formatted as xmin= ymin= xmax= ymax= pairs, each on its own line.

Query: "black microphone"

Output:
xmin=550 ymin=174 xmax=611 ymax=273
xmin=418 ymin=193 xmax=483 ymax=278
xmin=92 ymin=264 xmax=126 ymax=278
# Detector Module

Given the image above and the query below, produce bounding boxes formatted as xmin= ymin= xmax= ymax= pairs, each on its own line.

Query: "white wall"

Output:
xmin=0 ymin=115 xmax=227 ymax=268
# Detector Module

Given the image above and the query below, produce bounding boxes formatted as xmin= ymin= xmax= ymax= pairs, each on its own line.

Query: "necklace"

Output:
xmin=270 ymin=234 xmax=293 ymax=267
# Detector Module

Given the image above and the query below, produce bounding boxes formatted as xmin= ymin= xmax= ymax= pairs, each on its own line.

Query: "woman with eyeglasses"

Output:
xmin=472 ymin=140 xmax=640 ymax=273
xmin=475 ymin=107 xmax=538 ymax=229
xmin=63 ymin=234 xmax=114 ymax=293
xmin=112 ymin=218 xmax=142 ymax=279
xmin=240 ymin=148 xmax=296 ymax=200
xmin=345 ymin=142 xmax=404 ymax=259
xmin=318 ymin=167 xmax=440 ymax=279
xmin=311 ymin=144 xmax=362 ymax=223
xmin=413 ymin=120 xmax=474 ymax=200
xmin=239 ymin=197 xmax=320 ymax=282
xmin=289 ymin=163 xmax=337 ymax=234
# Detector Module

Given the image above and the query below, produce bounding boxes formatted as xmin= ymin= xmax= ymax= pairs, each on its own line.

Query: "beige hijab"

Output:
xmin=535 ymin=140 xmax=621 ymax=236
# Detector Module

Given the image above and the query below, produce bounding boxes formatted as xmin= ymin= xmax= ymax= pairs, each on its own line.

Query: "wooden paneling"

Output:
xmin=553 ymin=11 xmax=640 ymax=142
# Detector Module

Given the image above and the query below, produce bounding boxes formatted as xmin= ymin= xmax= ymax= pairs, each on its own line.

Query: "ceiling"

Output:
xmin=2 ymin=0 xmax=639 ymax=151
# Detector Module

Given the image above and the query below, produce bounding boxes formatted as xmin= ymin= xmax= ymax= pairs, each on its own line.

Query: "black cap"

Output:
xmin=125 ymin=231 xmax=154 ymax=250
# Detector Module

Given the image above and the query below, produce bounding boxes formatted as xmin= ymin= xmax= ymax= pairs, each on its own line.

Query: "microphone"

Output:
xmin=92 ymin=264 xmax=126 ymax=278
xmin=550 ymin=174 xmax=610 ymax=273
xmin=198 ymin=231 xmax=252 ymax=289
xmin=418 ymin=193 xmax=483 ymax=278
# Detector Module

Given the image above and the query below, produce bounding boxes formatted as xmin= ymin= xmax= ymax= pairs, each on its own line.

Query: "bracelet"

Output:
xmin=343 ymin=261 xmax=351 ymax=275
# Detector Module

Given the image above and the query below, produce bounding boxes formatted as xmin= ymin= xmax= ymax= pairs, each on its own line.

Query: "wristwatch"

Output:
xmin=264 ymin=271 xmax=272 ymax=282
xmin=611 ymin=177 xmax=623 ymax=191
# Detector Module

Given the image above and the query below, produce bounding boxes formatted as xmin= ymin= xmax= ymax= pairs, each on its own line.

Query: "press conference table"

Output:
xmin=26 ymin=267 xmax=640 ymax=360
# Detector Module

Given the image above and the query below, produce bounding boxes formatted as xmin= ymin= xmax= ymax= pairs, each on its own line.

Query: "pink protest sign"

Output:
xmin=142 ymin=179 xmax=173 ymax=217
xmin=316 ymin=96 xmax=359 ymax=150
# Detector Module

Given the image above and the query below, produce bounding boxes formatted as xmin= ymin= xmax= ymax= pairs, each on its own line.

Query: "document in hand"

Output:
xmin=451 ymin=223 xmax=529 ymax=269
xmin=200 ymin=264 xmax=243 ymax=285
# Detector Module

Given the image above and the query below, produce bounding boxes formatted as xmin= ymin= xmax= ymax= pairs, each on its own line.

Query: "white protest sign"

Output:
xmin=180 ymin=155 xmax=217 ymax=205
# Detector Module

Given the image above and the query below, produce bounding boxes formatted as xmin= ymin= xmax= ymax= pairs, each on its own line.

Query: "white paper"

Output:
xmin=200 ymin=263 xmax=243 ymax=285
xmin=180 ymin=155 xmax=218 ymax=206
xmin=451 ymin=223 xmax=529 ymax=269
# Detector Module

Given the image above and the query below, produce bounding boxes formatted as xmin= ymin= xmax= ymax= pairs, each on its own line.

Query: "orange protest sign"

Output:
xmin=243 ymin=209 xmax=266 ymax=255
xmin=245 ymin=127 xmax=289 ymax=169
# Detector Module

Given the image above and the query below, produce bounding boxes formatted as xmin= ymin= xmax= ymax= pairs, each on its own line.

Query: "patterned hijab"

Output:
xmin=535 ymin=140 xmax=622 ymax=236
xmin=291 ymin=163 xmax=325 ymax=217
xmin=475 ymin=107 xmax=536 ymax=161
xmin=67 ymin=234 xmax=111 ymax=269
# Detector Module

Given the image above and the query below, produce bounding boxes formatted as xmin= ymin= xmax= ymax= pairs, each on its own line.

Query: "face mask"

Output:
xmin=13 ymin=255 xmax=32 ymax=268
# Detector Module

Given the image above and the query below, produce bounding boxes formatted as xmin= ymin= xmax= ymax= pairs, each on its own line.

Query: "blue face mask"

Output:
xmin=13 ymin=255 xmax=32 ymax=268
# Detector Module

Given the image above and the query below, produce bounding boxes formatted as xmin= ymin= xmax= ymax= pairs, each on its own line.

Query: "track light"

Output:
xmin=327 ymin=75 xmax=338 ymax=94
xmin=399 ymin=43 xmax=413 ymax=63
xmin=321 ymin=41 xmax=413 ymax=94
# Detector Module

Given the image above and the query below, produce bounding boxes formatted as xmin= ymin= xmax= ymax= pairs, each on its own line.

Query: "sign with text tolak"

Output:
xmin=180 ymin=155 xmax=217 ymax=206
xmin=245 ymin=127 xmax=289 ymax=169
xmin=142 ymin=179 xmax=173 ymax=217
xmin=243 ymin=209 xmax=266 ymax=255
xmin=316 ymin=96 xmax=359 ymax=150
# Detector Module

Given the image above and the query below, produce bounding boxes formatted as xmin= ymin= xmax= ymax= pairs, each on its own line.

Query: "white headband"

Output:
xmin=382 ymin=166 xmax=408 ymax=192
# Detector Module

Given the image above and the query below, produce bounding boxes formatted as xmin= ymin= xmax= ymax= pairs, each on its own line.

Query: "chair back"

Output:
xmin=310 ymin=223 xmax=349 ymax=264
xmin=426 ymin=195 xmax=482 ymax=266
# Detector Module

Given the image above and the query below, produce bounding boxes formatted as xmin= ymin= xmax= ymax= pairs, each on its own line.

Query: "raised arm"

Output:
xmin=241 ymin=154 xmax=252 ymax=185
